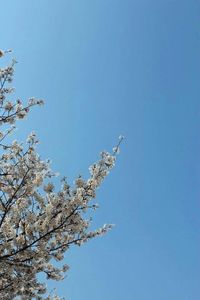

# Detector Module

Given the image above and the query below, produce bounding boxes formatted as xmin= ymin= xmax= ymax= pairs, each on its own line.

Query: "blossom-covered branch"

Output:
xmin=0 ymin=50 xmax=122 ymax=299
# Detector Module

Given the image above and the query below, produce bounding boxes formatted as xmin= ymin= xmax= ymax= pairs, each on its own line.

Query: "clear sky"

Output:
xmin=1 ymin=1 xmax=200 ymax=299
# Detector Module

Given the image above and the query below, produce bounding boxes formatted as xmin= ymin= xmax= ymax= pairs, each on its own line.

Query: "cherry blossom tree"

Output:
xmin=0 ymin=50 xmax=122 ymax=299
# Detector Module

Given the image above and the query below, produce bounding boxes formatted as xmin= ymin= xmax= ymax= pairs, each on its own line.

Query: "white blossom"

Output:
xmin=0 ymin=52 xmax=121 ymax=299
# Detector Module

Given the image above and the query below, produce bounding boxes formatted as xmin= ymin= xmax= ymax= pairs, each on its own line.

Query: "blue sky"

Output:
xmin=1 ymin=1 xmax=200 ymax=299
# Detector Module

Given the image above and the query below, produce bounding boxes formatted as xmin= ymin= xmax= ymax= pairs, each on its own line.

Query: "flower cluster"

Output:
xmin=0 ymin=51 xmax=121 ymax=299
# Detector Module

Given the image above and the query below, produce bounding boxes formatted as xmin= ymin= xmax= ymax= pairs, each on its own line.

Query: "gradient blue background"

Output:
xmin=1 ymin=1 xmax=200 ymax=299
